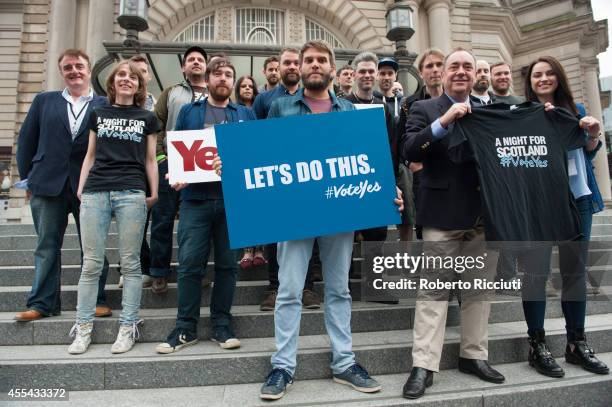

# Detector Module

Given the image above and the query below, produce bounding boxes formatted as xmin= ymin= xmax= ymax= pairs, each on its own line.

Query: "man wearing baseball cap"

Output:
xmin=148 ymin=45 xmax=208 ymax=295
xmin=375 ymin=57 xmax=403 ymax=119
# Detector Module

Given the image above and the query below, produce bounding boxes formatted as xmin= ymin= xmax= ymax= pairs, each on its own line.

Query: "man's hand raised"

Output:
xmin=439 ymin=102 xmax=471 ymax=129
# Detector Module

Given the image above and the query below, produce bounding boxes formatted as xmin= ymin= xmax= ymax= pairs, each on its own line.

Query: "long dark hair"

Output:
xmin=524 ymin=56 xmax=578 ymax=115
xmin=235 ymin=75 xmax=258 ymax=106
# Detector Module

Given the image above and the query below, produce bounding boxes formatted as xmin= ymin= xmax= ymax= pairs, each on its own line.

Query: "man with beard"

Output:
xmin=259 ymin=56 xmax=280 ymax=92
xmin=252 ymin=48 xmax=321 ymax=312
xmin=470 ymin=60 xmax=496 ymax=106
xmin=155 ymin=57 xmax=255 ymax=354
xmin=375 ymin=57 xmax=402 ymax=119
xmin=148 ymin=46 xmax=208 ymax=294
xmin=256 ymin=40 xmax=396 ymax=400
xmin=15 ymin=49 xmax=111 ymax=321
xmin=490 ymin=62 xmax=524 ymax=104
xmin=252 ymin=48 xmax=301 ymax=119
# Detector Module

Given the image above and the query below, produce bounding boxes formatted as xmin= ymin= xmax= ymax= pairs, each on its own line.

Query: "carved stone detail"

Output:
xmin=215 ymin=7 xmax=233 ymax=43
xmin=287 ymin=9 xmax=305 ymax=45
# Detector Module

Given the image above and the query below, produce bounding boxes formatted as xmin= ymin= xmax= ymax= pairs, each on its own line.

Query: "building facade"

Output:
xmin=0 ymin=0 xmax=609 ymax=221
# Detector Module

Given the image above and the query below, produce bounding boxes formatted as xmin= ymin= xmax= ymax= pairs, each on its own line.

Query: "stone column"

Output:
xmin=46 ymin=0 xmax=77 ymax=90
xmin=425 ymin=0 xmax=451 ymax=54
xmin=406 ymin=0 xmax=422 ymax=54
xmin=86 ymin=0 xmax=115 ymax=65
xmin=584 ymin=64 xmax=611 ymax=200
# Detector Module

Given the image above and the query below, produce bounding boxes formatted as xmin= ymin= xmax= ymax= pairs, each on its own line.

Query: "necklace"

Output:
xmin=352 ymin=92 xmax=374 ymax=104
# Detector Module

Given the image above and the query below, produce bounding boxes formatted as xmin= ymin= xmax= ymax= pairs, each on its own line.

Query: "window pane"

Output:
xmin=149 ymin=53 xmax=184 ymax=92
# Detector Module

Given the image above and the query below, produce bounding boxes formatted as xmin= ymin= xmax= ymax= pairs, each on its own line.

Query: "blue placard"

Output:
xmin=215 ymin=108 xmax=400 ymax=249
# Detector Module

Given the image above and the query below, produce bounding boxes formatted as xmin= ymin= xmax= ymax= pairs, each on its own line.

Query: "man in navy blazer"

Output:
xmin=400 ymin=48 xmax=504 ymax=399
xmin=15 ymin=49 xmax=110 ymax=321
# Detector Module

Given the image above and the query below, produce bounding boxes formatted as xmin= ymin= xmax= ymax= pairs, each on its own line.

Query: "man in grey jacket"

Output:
xmin=149 ymin=46 xmax=208 ymax=294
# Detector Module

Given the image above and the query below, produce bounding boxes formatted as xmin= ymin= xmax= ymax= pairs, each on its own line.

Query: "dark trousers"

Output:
xmin=149 ymin=160 xmax=179 ymax=278
xmin=174 ymin=200 xmax=238 ymax=335
xmin=27 ymin=183 xmax=109 ymax=314
xmin=522 ymin=196 xmax=590 ymax=341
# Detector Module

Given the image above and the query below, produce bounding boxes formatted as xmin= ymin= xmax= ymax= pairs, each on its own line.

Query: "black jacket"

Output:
xmin=17 ymin=91 xmax=108 ymax=196
xmin=401 ymin=94 xmax=481 ymax=230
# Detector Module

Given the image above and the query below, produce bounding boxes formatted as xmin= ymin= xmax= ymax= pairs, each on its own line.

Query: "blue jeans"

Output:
xmin=272 ymin=232 xmax=355 ymax=376
xmin=27 ymin=184 xmax=109 ymax=315
xmin=149 ymin=160 xmax=179 ymax=278
xmin=76 ymin=190 xmax=147 ymax=325
xmin=174 ymin=199 xmax=238 ymax=335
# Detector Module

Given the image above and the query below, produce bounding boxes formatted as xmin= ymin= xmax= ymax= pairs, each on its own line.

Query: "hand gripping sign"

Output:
xmin=215 ymin=107 xmax=400 ymax=249
xmin=166 ymin=128 xmax=220 ymax=185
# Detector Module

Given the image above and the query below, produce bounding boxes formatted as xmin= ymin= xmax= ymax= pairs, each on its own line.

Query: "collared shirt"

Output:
xmin=431 ymin=93 xmax=470 ymax=140
xmin=62 ymin=87 xmax=94 ymax=139
xmin=267 ymin=88 xmax=354 ymax=119
xmin=252 ymin=83 xmax=300 ymax=119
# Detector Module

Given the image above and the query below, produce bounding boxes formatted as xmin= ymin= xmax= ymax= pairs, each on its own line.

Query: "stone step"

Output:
xmin=4 ymin=222 xmax=612 ymax=249
xmin=0 ymin=232 xmax=179 ymax=250
xmin=0 ymin=263 xmax=272 ymax=286
xmin=3 ymin=243 xmax=610 ymax=267
xmin=1 ymin=314 xmax=610 ymax=391
xmin=2 ymin=216 xmax=612 ymax=238
xmin=28 ymin=353 xmax=612 ymax=407
xmin=3 ymin=293 xmax=612 ymax=346
xmin=0 ymin=280 xmax=281 ymax=312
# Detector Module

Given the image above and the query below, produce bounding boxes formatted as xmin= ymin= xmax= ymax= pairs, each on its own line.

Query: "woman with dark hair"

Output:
xmin=522 ymin=55 xmax=608 ymax=376
xmin=68 ymin=61 xmax=159 ymax=355
xmin=233 ymin=75 xmax=267 ymax=269
xmin=235 ymin=75 xmax=259 ymax=108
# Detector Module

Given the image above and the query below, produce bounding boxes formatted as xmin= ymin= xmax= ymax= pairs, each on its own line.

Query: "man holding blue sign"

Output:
xmin=215 ymin=40 xmax=403 ymax=401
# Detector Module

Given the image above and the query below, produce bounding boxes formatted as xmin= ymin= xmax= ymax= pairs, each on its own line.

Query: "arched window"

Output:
xmin=305 ymin=18 xmax=343 ymax=48
xmin=174 ymin=14 xmax=215 ymax=42
xmin=236 ymin=8 xmax=284 ymax=45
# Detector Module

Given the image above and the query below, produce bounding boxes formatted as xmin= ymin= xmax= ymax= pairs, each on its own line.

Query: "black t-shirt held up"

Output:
xmin=84 ymin=105 xmax=159 ymax=193
xmin=447 ymin=102 xmax=585 ymax=242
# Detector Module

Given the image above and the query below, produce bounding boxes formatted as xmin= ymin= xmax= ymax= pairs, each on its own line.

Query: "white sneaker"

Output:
xmin=68 ymin=322 xmax=93 ymax=354
xmin=111 ymin=322 xmax=141 ymax=354
xmin=119 ymin=275 xmax=152 ymax=288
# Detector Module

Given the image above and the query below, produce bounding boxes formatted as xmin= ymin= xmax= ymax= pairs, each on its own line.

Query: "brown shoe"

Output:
xmin=152 ymin=277 xmax=168 ymax=294
xmin=14 ymin=309 xmax=45 ymax=322
xmin=302 ymin=289 xmax=321 ymax=309
xmin=95 ymin=305 xmax=112 ymax=317
xmin=260 ymin=290 xmax=277 ymax=311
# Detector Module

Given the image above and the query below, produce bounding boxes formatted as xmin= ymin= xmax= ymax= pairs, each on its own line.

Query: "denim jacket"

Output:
xmin=267 ymin=88 xmax=355 ymax=118
xmin=576 ymin=103 xmax=604 ymax=214
xmin=174 ymin=97 xmax=256 ymax=201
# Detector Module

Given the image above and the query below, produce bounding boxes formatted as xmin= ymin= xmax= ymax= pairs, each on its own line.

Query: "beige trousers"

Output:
xmin=411 ymin=225 xmax=499 ymax=372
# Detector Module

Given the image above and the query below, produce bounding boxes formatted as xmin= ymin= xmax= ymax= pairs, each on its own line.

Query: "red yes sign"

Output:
xmin=171 ymin=140 xmax=217 ymax=171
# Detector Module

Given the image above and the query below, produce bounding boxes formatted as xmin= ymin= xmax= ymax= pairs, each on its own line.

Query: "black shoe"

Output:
xmin=402 ymin=367 xmax=433 ymax=399
xmin=458 ymin=357 xmax=505 ymax=383
xmin=566 ymin=338 xmax=610 ymax=375
xmin=528 ymin=329 xmax=564 ymax=378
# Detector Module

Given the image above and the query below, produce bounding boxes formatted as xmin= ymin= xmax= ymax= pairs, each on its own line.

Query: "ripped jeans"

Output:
xmin=76 ymin=190 xmax=147 ymax=325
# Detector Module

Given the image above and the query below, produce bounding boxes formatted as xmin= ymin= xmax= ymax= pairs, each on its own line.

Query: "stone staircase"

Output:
xmin=1 ymin=213 xmax=612 ymax=406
